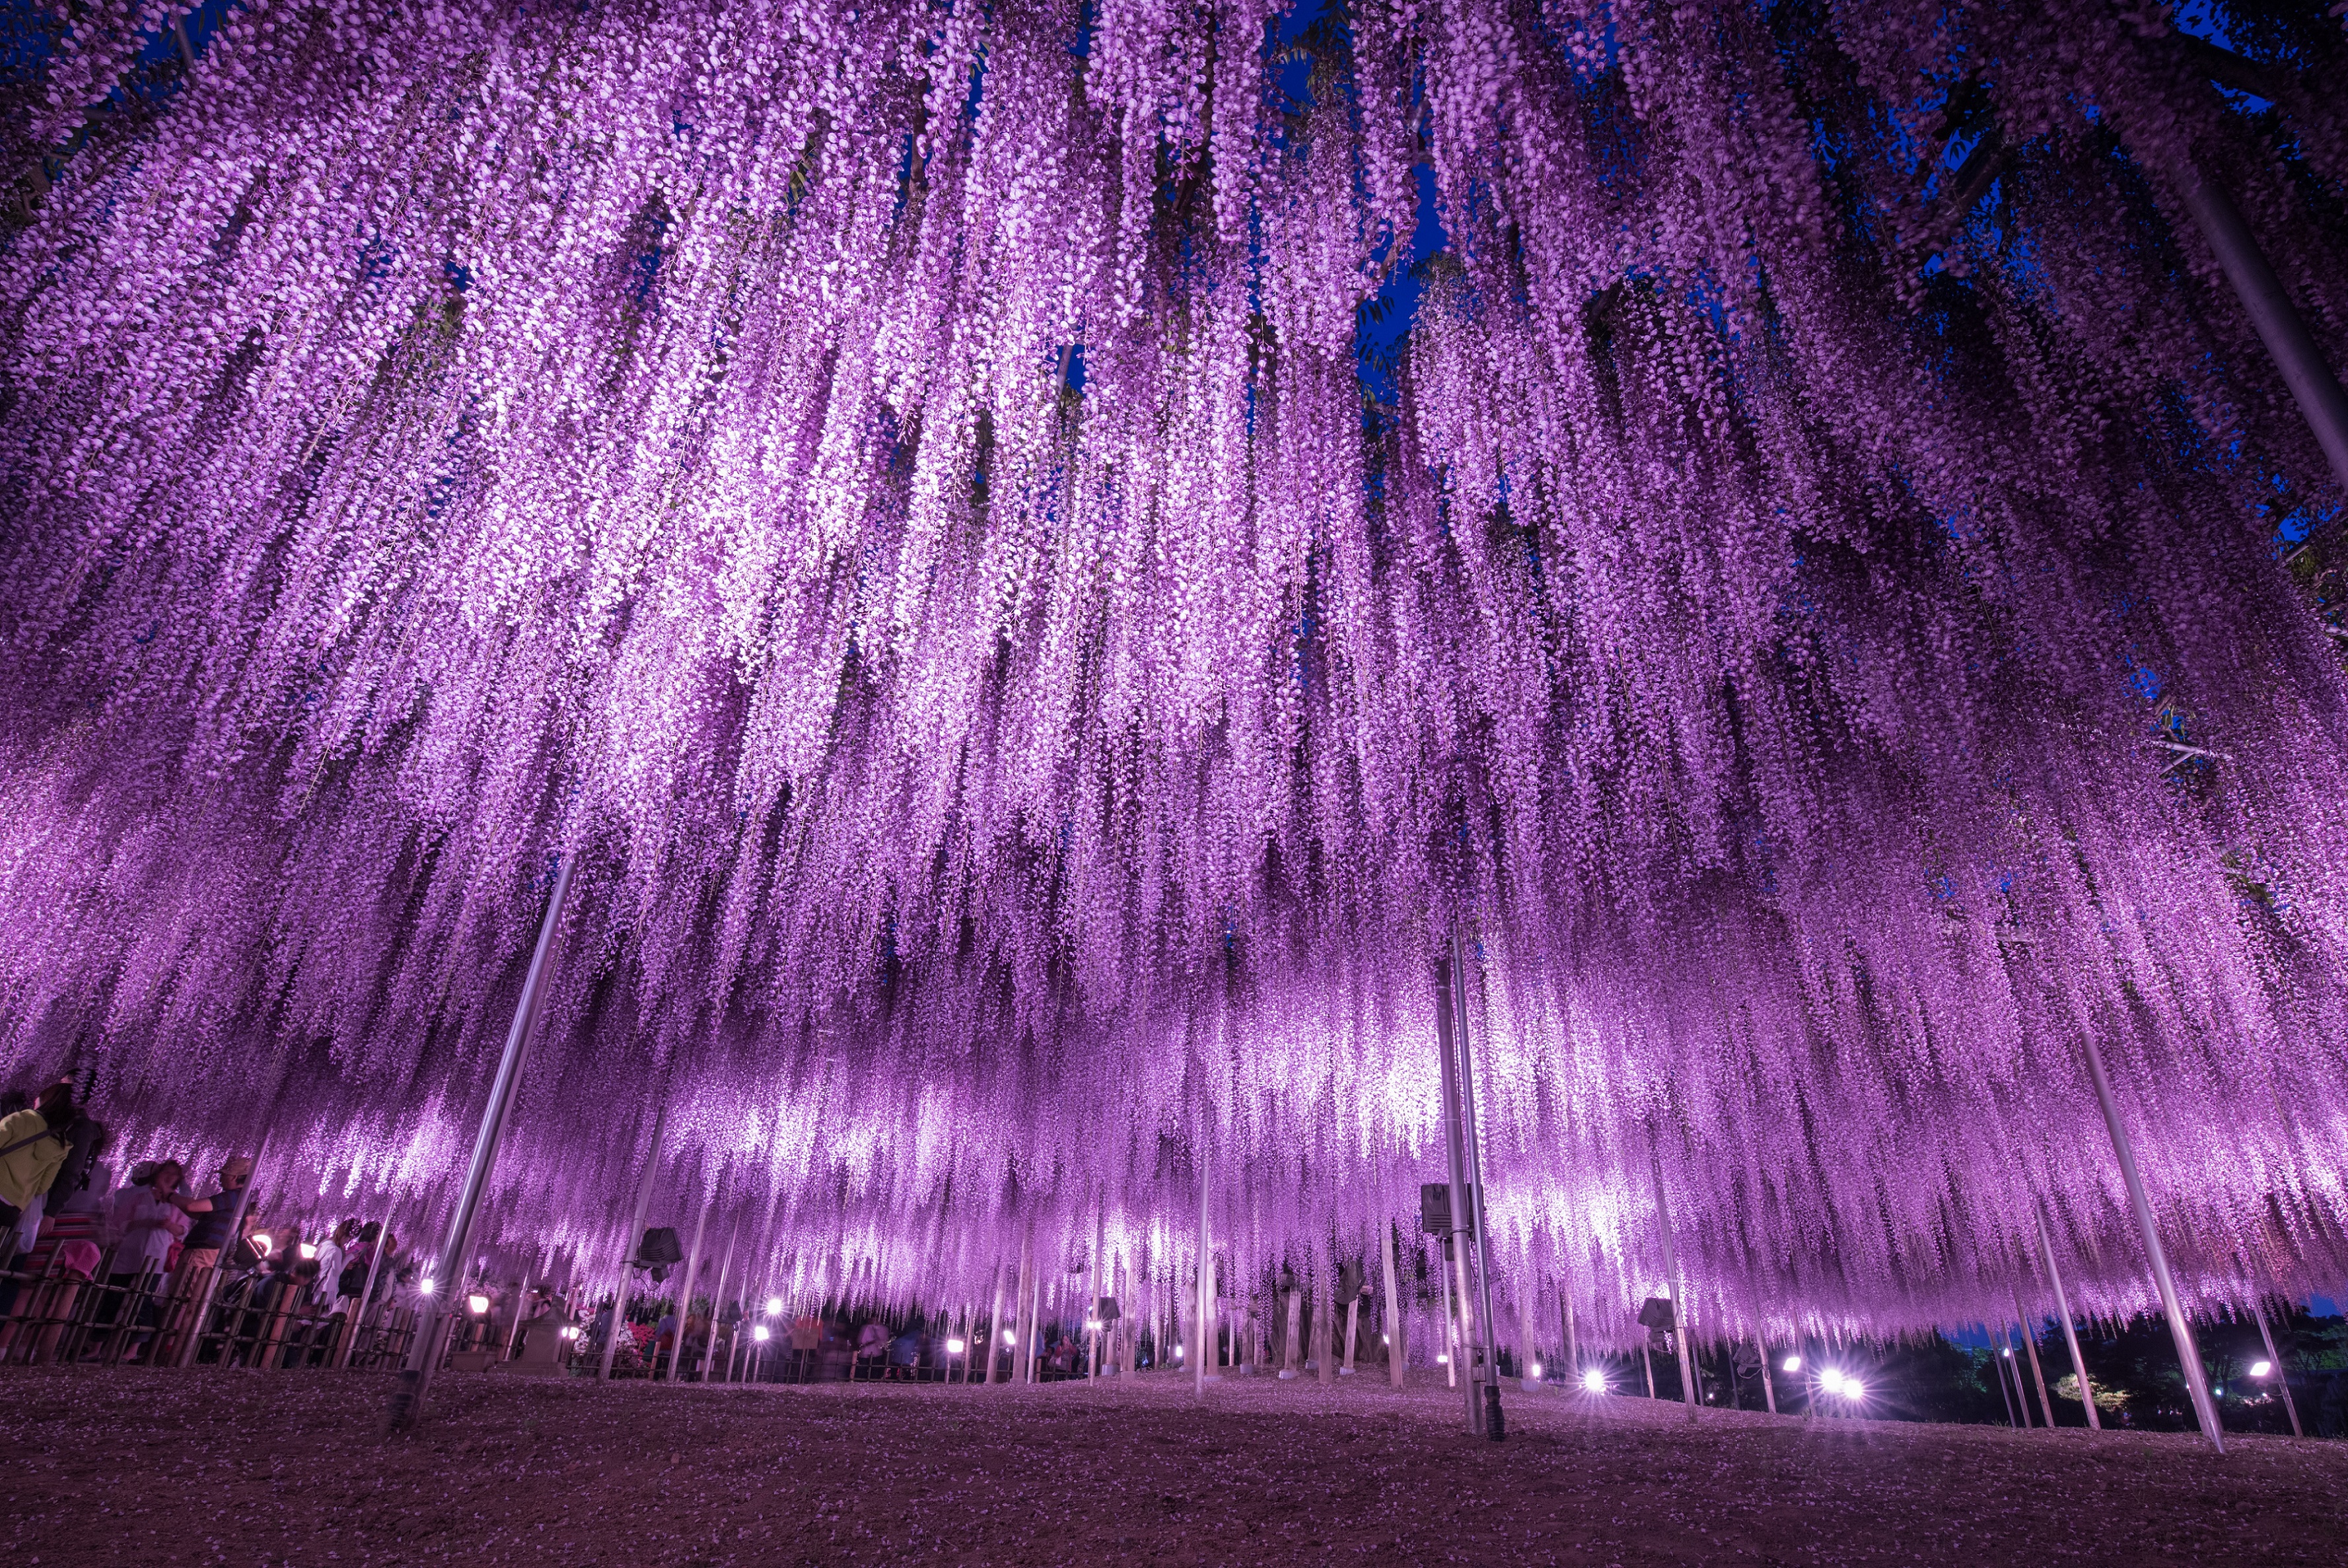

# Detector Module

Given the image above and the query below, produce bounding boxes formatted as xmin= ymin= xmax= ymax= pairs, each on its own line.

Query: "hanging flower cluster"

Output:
xmin=1 ymin=0 xmax=2345 ymax=1346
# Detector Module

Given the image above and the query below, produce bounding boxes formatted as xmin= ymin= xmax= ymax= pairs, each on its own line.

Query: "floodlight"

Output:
xmin=1528 ymin=1362 xmax=1543 ymax=1378
xmin=1581 ymin=1368 xmax=1606 ymax=1394
xmin=420 ymin=1277 xmax=437 ymax=1295
xmin=298 ymin=1242 xmax=318 ymax=1261
xmin=1842 ymin=1379 xmax=1865 ymax=1399
xmin=467 ymin=1293 xmax=491 ymax=1316
xmin=765 ymin=1296 xmax=784 ymax=1316
xmin=753 ymin=1325 xmax=771 ymax=1342
xmin=947 ymin=1337 xmax=968 ymax=1353
xmin=2250 ymin=1359 xmax=2273 ymax=1378
xmin=1781 ymin=1354 xmax=1801 ymax=1372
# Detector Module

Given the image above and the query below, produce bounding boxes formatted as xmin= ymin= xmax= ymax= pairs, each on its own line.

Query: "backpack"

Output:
xmin=337 ymin=1258 xmax=371 ymax=1299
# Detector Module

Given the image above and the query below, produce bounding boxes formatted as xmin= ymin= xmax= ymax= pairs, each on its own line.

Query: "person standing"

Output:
xmin=1 ymin=1081 xmax=83 ymax=1273
xmin=104 ymin=1160 xmax=195 ymax=1361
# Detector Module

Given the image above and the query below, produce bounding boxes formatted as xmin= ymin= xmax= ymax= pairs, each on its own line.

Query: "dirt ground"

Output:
xmin=5 ymin=1367 xmax=2344 ymax=1567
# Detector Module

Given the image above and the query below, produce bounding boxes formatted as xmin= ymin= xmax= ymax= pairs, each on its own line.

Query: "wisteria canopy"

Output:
xmin=1 ymin=0 xmax=2346 ymax=1346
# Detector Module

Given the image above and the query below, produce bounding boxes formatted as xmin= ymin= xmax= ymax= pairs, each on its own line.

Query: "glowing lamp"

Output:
xmin=419 ymin=1277 xmax=437 ymax=1296
xmin=1819 ymin=1368 xmax=1844 ymax=1394
xmin=765 ymin=1297 xmax=784 ymax=1316
xmin=1581 ymin=1368 xmax=1607 ymax=1394
xmin=1528 ymin=1362 xmax=1543 ymax=1378
xmin=753 ymin=1325 xmax=771 ymax=1343
xmin=467 ymin=1293 xmax=491 ymax=1316
xmin=1004 ymin=1332 xmax=1017 ymax=1348
xmin=1085 ymin=1318 xmax=1101 ymax=1331
xmin=2250 ymin=1359 xmax=2273 ymax=1378
xmin=1843 ymin=1379 xmax=1865 ymax=1400
xmin=298 ymin=1242 xmax=318 ymax=1261
xmin=1781 ymin=1355 xmax=1801 ymax=1373
xmin=1437 ymin=1353 xmax=1450 ymax=1365
xmin=252 ymin=1233 xmax=273 ymax=1256
xmin=946 ymin=1337 xmax=968 ymax=1353
xmin=2001 ymin=1347 xmax=2013 ymax=1358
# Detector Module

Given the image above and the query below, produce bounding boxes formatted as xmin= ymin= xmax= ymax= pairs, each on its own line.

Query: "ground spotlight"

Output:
xmin=2250 ymin=1359 xmax=2273 ymax=1378
xmin=420 ymin=1277 xmax=437 ymax=1295
xmin=298 ymin=1242 xmax=318 ymax=1261
xmin=765 ymin=1296 xmax=784 ymax=1316
xmin=753 ymin=1325 xmax=771 ymax=1342
xmin=947 ymin=1337 xmax=968 ymax=1353
xmin=467 ymin=1293 xmax=490 ymax=1316
xmin=1581 ymin=1367 xmax=1607 ymax=1394
xmin=1781 ymin=1354 xmax=1801 ymax=1373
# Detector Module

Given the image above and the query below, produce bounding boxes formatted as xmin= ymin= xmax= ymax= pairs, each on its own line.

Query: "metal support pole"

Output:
xmin=2251 ymin=1295 xmax=2303 ymax=1439
xmin=1437 ymin=1231 xmax=1459 ymax=1390
xmin=2012 ymin=1287 xmax=2054 ymax=1428
xmin=1433 ymin=948 xmax=1480 ymax=1435
xmin=984 ymin=1259 xmax=1007 ymax=1385
xmin=1014 ymin=1217 xmax=1036 ymax=1385
xmin=389 ymin=849 xmax=573 ymax=1428
xmin=503 ymin=1258 xmax=536 ymax=1363
xmin=1380 ymin=1219 xmax=1405 ymax=1387
xmin=699 ymin=1211 xmax=740 ymax=1383
xmin=664 ymin=1186 xmax=712 ymax=1382
xmin=1448 ymin=925 xmax=1505 ymax=1440
xmin=2171 ymin=160 xmax=2348 ymax=493
xmin=600 ymin=1097 xmax=670 ymax=1382
xmin=2079 ymin=1034 xmax=2222 ymax=1450
xmin=1758 ymin=1337 xmax=1777 ymax=1414
xmin=2034 ymin=1206 xmax=2101 ymax=1431
xmin=1653 ymin=1148 xmax=1699 ymax=1421
xmin=334 ymin=1196 xmax=403 ymax=1371
xmin=1991 ymin=1326 xmax=2020 ymax=1427
xmin=174 ymin=1130 xmax=274 ymax=1370
xmin=1090 ymin=1188 xmax=1106 ymax=1384
xmin=1195 ymin=1108 xmax=1211 ymax=1398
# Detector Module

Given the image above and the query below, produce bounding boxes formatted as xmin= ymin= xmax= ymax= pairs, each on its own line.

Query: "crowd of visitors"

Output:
xmin=0 ymin=1075 xmax=423 ymax=1369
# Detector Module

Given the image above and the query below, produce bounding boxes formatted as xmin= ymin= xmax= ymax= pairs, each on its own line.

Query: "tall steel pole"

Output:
xmin=1448 ymin=925 xmax=1505 ymax=1440
xmin=2079 ymin=1034 xmax=2222 ymax=1450
xmin=699 ymin=1211 xmax=740 ymax=1383
xmin=333 ymin=1195 xmax=404 ymax=1371
xmin=2250 ymin=1295 xmax=2304 ymax=1439
xmin=599 ymin=1097 xmax=670 ymax=1382
xmin=2033 ymin=1205 xmax=2101 ymax=1432
xmin=665 ymin=1180 xmax=715 ymax=1383
xmin=2170 ymin=160 xmax=2348 ymax=493
xmin=1652 ymin=1147 xmax=1699 ymax=1421
xmin=984 ymin=1259 xmax=1007 ymax=1385
xmin=1195 ymin=1105 xmax=1211 ymax=1399
xmin=2011 ymin=1285 xmax=2054 ymax=1428
xmin=389 ymin=850 xmax=573 ymax=1429
xmin=1433 ymin=946 xmax=1481 ymax=1436
xmin=1380 ymin=1218 xmax=1405 ymax=1387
